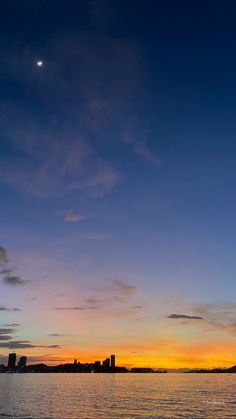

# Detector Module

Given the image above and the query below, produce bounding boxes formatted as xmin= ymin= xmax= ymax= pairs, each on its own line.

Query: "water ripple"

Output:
xmin=0 ymin=373 xmax=236 ymax=418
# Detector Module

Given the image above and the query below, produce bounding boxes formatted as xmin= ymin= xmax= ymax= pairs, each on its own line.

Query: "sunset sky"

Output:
xmin=1 ymin=0 xmax=236 ymax=369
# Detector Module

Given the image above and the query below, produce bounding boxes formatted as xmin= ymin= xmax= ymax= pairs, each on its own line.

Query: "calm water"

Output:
xmin=0 ymin=373 xmax=235 ymax=418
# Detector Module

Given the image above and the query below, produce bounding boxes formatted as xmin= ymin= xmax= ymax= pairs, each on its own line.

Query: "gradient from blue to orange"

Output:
xmin=1 ymin=0 xmax=236 ymax=368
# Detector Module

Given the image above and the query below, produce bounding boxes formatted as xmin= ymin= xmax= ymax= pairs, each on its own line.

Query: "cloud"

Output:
xmin=64 ymin=212 xmax=86 ymax=222
xmin=0 ymin=118 xmax=119 ymax=198
xmin=122 ymin=133 xmax=160 ymax=164
xmin=3 ymin=323 xmax=21 ymax=327
xmin=54 ymin=306 xmax=99 ymax=311
xmin=75 ymin=278 xmax=140 ymax=318
xmin=0 ymin=341 xmax=60 ymax=349
xmin=65 ymin=163 xmax=119 ymax=198
xmin=0 ymin=245 xmax=30 ymax=287
xmin=0 ymin=34 xmax=148 ymax=199
xmin=133 ymin=142 xmax=160 ymax=164
xmin=0 ymin=327 xmax=17 ymax=341
xmin=167 ymin=314 xmax=204 ymax=320
xmin=53 ymin=278 xmax=140 ymax=319
xmin=188 ymin=302 xmax=236 ymax=335
xmin=163 ymin=301 xmax=236 ymax=337
xmin=3 ymin=275 xmax=31 ymax=287
xmin=54 ymin=279 xmax=137 ymax=313
xmin=0 ymin=247 xmax=8 ymax=265
xmin=113 ymin=279 xmax=136 ymax=296
xmin=0 ymin=306 xmax=21 ymax=312
xmin=0 ymin=268 xmax=14 ymax=275
xmin=0 ymin=328 xmax=15 ymax=334
xmin=48 ymin=333 xmax=65 ymax=337
xmin=191 ymin=302 xmax=236 ymax=317
xmin=85 ymin=298 xmax=103 ymax=306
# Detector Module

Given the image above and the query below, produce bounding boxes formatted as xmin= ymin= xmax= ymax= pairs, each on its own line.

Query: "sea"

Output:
xmin=0 ymin=373 xmax=235 ymax=418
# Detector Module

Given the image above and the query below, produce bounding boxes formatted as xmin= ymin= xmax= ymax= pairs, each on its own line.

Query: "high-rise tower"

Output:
xmin=7 ymin=353 xmax=16 ymax=371
xmin=110 ymin=354 xmax=115 ymax=368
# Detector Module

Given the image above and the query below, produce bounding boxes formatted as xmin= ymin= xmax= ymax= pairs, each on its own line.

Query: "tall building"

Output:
xmin=18 ymin=356 xmax=27 ymax=368
xmin=7 ymin=353 xmax=16 ymax=370
xmin=110 ymin=354 xmax=115 ymax=368
xmin=102 ymin=358 xmax=110 ymax=368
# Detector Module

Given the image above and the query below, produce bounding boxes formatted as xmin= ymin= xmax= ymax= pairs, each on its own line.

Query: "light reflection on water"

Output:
xmin=0 ymin=373 xmax=236 ymax=418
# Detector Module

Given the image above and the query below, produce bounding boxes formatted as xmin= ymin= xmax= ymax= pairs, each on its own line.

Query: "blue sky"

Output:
xmin=1 ymin=0 xmax=236 ymax=367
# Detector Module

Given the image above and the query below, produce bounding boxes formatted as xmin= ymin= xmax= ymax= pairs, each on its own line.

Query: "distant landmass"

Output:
xmin=187 ymin=365 xmax=236 ymax=373
xmin=0 ymin=353 xmax=167 ymax=374
xmin=1 ymin=352 xmax=236 ymax=373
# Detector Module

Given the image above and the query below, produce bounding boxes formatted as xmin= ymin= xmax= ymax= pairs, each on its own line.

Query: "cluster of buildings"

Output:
xmin=0 ymin=353 xmax=167 ymax=373
xmin=0 ymin=353 xmax=27 ymax=373
xmin=0 ymin=353 xmax=129 ymax=373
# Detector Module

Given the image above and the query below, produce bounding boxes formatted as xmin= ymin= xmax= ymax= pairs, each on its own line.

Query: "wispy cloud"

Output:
xmin=3 ymin=323 xmax=21 ymax=327
xmin=122 ymin=133 xmax=160 ymax=164
xmin=0 ymin=341 xmax=61 ymax=349
xmin=65 ymin=163 xmax=120 ymax=198
xmin=0 ymin=268 xmax=15 ymax=275
xmin=164 ymin=301 xmax=236 ymax=337
xmin=133 ymin=141 xmax=160 ymax=164
xmin=0 ymin=306 xmax=21 ymax=312
xmin=0 ymin=247 xmax=9 ymax=265
xmin=48 ymin=333 xmax=66 ymax=337
xmin=167 ymin=314 xmax=204 ymax=320
xmin=112 ymin=279 xmax=136 ymax=296
xmin=0 ymin=328 xmax=15 ymax=334
xmin=0 ymin=245 xmax=31 ymax=287
xmin=53 ymin=278 xmax=140 ymax=319
xmin=64 ymin=212 xmax=86 ymax=222
xmin=0 ymin=115 xmax=119 ymax=198
xmin=54 ymin=306 xmax=99 ymax=311
xmin=0 ymin=327 xmax=17 ymax=342
xmin=84 ymin=279 xmax=137 ymax=309
xmin=3 ymin=275 xmax=31 ymax=287
xmin=0 ymin=33 xmax=154 ymax=199
xmin=188 ymin=302 xmax=236 ymax=335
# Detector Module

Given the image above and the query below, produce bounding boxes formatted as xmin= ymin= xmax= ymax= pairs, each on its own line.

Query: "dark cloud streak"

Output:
xmin=3 ymin=275 xmax=31 ymax=287
xmin=0 ymin=305 xmax=21 ymax=312
xmin=0 ymin=245 xmax=31 ymax=287
xmin=167 ymin=314 xmax=204 ymax=320
xmin=0 ymin=341 xmax=60 ymax=349
xmin=0 ymin=328 xmax=15 ymax=334
xmin=54 ymin=306 xmax=99 ymax=311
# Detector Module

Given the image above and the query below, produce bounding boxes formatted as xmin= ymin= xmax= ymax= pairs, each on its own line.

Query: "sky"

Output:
xmin=1 ymin=0 xmax=236 ymax=369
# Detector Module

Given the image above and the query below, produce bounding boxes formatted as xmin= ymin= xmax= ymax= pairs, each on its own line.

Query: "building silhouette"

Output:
xmin=7 ymin=353 xmax=16 ymax=371
xmin=102 ymin=358 xmax=110 ymax=368
xmin=18 ymin=356 xmax=27 ymax=368
xmin=94 ymin=361 xmax=101 ymax=368
xmin=0 ymin=352 xmax=131 ymax=374
xmin=111 ymin=354 xmax=115 ymax=368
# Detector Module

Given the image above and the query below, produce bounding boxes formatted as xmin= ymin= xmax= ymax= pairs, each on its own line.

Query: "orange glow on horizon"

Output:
xmin=18 ymin=339 xmax=236 ymax=369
